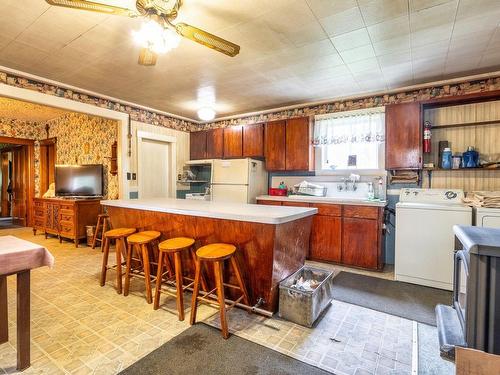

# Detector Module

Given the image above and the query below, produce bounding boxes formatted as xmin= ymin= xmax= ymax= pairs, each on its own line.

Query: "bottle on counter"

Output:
xmin=367 ymin=182 xmax=375 ymax=200
xmin=442 ymin=147 xmax=452 ymax=169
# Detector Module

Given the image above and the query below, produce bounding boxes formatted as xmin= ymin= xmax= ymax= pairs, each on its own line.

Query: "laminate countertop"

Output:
xmin=256 ymin=195 xmax=387 ymax=207
xmin=101 ymin=198 xmax=317 ymax=225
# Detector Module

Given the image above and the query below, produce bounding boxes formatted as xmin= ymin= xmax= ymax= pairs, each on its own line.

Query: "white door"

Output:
xmin=139 ymin=138 xmax=171 ymax=198
xmin=212 ymin=159 xmax=248 ymax=184
xmin=211 ymin=184 xmax=248 ymax=203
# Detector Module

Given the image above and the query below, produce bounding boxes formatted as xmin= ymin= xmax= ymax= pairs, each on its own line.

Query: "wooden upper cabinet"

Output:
xmin=285 ymin=117 xmax=312 ymax=171
xmin=264 ymin=120 xmax=286 ymax=170
xmin=190 ymin=131 xmax=207 ymax=160
xmin=243 ymin=123 xmax=264 ymax=157
xmin=206 ymin=128 xmax=223 ymax=159
xmin=223 ymin=126 xmax=243 ymax=158
xmin=385 ymin=102 xmax=422 ymax=169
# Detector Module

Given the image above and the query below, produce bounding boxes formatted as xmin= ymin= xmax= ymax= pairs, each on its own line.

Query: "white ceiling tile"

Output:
xmin=452 ymin=12 xmax=500 ymax=38
xmin=377 ymin=51 xmax=412 ymax=67
xmin=410 ymin=0 xmax=456 ymax=12
xmin=373 ymin=35 xmax=410 ymax=56
xmin=367 ymin=16 xmax=410 ymax=42
xmin=347 ymin=57 xmax=380 ymax=73
xmin=319 ymin=6 xmax=365 ymax=36
xmin=409 ymin=0 xmax=458 ymax=32
xmin=411 ymin=39 xmax=450 ymax=58
xmin=410 ymin=24 xmax=454 ymax=47
xmin=340 ymin=44 xmax=376 ymax=63
xmin=478 ymin=50 xmax=500 ymax=68
xmin=306 ymin=0 xmax=358 ymax=18
xmin=358 ymin=0 xmax=409 ymax=26
xmin=331 ymin=28 xmax=371 ymax=52
xmin=456 ymin=0 xmax=500 ymax=20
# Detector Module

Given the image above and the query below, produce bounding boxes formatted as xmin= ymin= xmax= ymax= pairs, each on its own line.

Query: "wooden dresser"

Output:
xmin=33 ymin=198 xmax=101 ymax=247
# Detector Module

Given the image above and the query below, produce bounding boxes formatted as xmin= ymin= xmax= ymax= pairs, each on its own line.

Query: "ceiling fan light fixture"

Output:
xmin=197 ymin=107 xmax=216 ymax=121
xmin=132 ymin=19 xmax=180 ymax=54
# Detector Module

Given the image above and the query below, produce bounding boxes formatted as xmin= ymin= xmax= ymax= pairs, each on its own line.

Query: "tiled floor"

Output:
xmin=0 ymin=227 xmax=448 ymax=375
xmin=0 ymin=227 xmax=218 ymax=374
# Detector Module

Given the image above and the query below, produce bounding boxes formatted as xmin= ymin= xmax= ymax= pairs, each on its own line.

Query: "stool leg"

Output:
xmin=153 ymin=251 xmax=164 ymax=310
xmin=189 ymin=259 xmax=202 ymax=325
xmin=174 ymin=252 xmax=184 ymax=321
xmin=115 ymin=238 xmax=123 ymax=294
xmin=230 ymin=257 xmax=250 ymax=306
xmin=142 ymin=244 xmax=153 ymax=304
xmin=92 ymin=216 xmax=101 ymax=249
xmin=190 ymin=248 xmax=208 ymax=292
xmin=100 ymin=237 xmax=110 ymax=287
xmin=123 ymin=242 xmax=133 ymax=297
xmin=101 ymin=218 xmax=108 ymax=252
xmin=214 ymin=261 xmax=229 ymax=339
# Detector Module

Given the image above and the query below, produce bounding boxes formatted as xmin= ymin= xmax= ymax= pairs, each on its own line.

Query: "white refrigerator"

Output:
xmin=211 ymin=158 xmax=268 ymax=204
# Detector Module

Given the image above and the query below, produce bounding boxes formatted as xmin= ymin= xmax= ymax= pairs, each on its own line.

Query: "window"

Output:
xmin=313 ymin=108 xmax=385 ymax=173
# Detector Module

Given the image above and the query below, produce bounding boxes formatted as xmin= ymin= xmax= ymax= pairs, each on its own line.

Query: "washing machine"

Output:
xmin=474 ymin=207 xmax=500 ymax=228
xmin=395 ymin=188 xmax=472 ymax=290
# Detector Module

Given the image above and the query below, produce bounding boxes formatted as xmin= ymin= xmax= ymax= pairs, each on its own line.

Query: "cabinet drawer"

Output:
xmin=311 ymin=203 xmax=342 ymax=217
xmin=343 ymin=205 xmax=379 ymax=219
xmin=257 ymin=200 xmax=282 ymax=206
xmin=59 ymin=205 xmax=74 ymax=212
xmin=34 ymin=208 xmax=44 ymax=218
xmin=34 ymin=201 xmax=44 ymax=208
xmin=282 ymin=201 xmax=310 ymax=207
xmin=59 ymin=223 xmax=75 ymax=235
xmin=60 ymin=213 xmax=74 ymax=222
xmin=34 ymin=219 xmax=44 ymax=228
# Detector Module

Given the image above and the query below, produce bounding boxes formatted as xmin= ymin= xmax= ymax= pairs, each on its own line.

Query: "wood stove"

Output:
xmin=436 ymin=225 xmax=500 ymax=360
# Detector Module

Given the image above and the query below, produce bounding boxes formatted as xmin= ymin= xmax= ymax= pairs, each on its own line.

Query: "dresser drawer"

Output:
xmin=310 ymin=203 xmax=342 ymax=216
xmin=60 ymin=212 xmax=74 ymax=222
xmin=34 ymin=208 xmax=44 ymax=218
xmin=34 ymin=201 xmax=44 ymax=208
xmin=59 ymin=204 xmax=74 ymax=212
xmin=59 ymin=223 xmax=75 ymax=235
xmin=343 ymin=205 xmax=379 ymax=220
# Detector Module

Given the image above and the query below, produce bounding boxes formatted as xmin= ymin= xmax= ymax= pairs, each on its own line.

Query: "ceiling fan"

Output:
xmin=45 ymin=0 xmax=240 ymax=66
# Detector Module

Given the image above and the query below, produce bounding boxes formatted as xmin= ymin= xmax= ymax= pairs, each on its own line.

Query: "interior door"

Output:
xmin=1 ymin=152 xmax=9 ymax=217
xmin=11 ymin=146 xmax=27 ymax=226
xmin=139 ymin=138 xmax=171 ymax=198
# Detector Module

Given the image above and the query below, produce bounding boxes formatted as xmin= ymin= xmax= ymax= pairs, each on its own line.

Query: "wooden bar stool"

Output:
xmin=100 ymin=228 xmax=136 ymax=294
xmin=153 ymin=237 xmax=208 ymax=320
xmin=190 ymin=243 xmax=250 ymax=339
xmin=123 ymin=231 xmax=161 ymax=304
xmin=92 ymin=213 xmax=110 ymax=250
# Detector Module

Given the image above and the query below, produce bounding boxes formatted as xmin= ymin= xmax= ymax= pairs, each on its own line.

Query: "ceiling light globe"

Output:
xmin=197 ymin=107 xmax=216 ymax=121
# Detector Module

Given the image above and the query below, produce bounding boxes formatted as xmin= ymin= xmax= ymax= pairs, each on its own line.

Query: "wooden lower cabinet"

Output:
xmin=257 ymin=199 xmax=384 ymax=270
xmin=33 ymin=198 xmax=101 ymax=247
xmin=310 ymin=215 xmax=342 ymax=262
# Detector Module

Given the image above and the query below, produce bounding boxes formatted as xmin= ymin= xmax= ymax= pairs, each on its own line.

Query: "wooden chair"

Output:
xmin=100 ymin=228 xmax=136 ymax=294
xmin=190 ymin=243 xmax=250 ymax=339
xmin=92 ymin=213 xmax=110 ymax=250
xmin=123 ymin=231 xmax=162 ymax=304
xmin=153 ymin=237 xmax=208 ymax=321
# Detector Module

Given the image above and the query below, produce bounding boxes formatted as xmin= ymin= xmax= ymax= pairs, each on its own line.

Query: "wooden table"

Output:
xmin=0 ymin=236 xmax=54 ymax=370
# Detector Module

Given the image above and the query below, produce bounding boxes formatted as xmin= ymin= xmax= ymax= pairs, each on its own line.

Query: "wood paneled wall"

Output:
xmin=423 ymin=100 xmax=500 ymax=191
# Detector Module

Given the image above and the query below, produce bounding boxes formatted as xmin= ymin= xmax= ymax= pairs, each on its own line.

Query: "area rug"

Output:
xmin=332 ymin=271 xmax=453 ymax=326
xmin=119 ymin=324 xmax=330 ymax=375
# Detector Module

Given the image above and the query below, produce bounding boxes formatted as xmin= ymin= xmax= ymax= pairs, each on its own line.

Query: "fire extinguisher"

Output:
xmin=423 ymin=120 xmax=432 ymax=153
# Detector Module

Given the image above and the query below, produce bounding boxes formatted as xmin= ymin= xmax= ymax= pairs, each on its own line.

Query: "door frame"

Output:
xmin=137 ymin=131 xmax=177 ymax=198
xmin=0 ymin=136 xmax=35 ymax=226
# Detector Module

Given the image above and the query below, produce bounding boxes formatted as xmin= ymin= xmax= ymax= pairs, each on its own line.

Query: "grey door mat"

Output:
xmin=119 ymin=323 xmax=331 ymax=375
xmin=332 ymin=272 xmax=453 ymax=326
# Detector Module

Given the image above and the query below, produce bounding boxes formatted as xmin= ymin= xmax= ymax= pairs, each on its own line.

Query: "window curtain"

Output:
xmin=313 ymin=110 xmax=385 ymax=147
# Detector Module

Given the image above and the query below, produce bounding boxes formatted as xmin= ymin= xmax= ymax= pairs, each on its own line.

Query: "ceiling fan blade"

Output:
xmin=45 ymin=0 xmax=138 ymax=16
xmin=175 ymin=23 xmax=240 ymax=57
xmin=138 ymin=48 xmax=158 ymax=66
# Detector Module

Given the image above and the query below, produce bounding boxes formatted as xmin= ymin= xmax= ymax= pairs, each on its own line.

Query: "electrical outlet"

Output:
xmin=126 ymin=172 xmax=131 ymax=180
xmin=132 ymin=173 xmax=136 ymax=180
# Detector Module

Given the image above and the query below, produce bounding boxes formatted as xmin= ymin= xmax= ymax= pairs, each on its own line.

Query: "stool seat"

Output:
xmin=127 ymin=231 xmax=161 ymax=244
xmin=159 ymin=237 xmax=195 ymax=252
xmin=97 ymin=213 xmax=109 ymax=219
xmin=196 ymin=243 xmax=236 ymax=261
xmin=105 ymin=228 xmax=136 ymax=239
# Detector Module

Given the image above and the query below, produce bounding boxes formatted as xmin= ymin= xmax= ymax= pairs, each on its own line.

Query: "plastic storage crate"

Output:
xmin=278 ymin=266 xmax=334 ymax=327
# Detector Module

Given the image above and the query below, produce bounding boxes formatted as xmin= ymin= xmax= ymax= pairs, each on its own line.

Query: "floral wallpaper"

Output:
xmin=0 ymin=70 xmax=195 ymax=132
xmin=46 ymin=113 xmax=119 ymax=199
xmin=198 ymin=75 xmax=500 ymax=130
xmin=0 ymin=114 xmax=118 ymax=199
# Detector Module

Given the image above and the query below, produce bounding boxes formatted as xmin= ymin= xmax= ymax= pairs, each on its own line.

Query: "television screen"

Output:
xmin=55 ymin=164 xmax=103 ymax=197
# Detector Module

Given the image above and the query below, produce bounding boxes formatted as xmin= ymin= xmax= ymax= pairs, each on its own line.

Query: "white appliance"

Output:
xmin=211 ymin=158 xmax=267 ymax=203
xmin=474 ymin=207 xmax=500 ymax=228
xmin=395 ymin=188 xmax=472 ymax=290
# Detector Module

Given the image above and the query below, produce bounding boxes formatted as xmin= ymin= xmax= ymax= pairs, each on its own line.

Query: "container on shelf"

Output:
xmin=278 ymin=265 xmax=334 ymax=327
xmin=442 ymin=148 xmax=452 ymax=169
xmin=463 ymin=146 xmax=479 ymax=168
xmin=452 ymin=154 xmax=462 ymax=169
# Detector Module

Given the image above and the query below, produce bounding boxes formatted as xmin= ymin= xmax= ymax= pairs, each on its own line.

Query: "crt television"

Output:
xmin=55 ymin=164 xmax=103 ymax=197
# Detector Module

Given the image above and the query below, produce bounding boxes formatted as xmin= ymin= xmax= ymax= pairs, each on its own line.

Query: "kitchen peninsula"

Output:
xmin=101 ymin=198 xmax=317 ymax=312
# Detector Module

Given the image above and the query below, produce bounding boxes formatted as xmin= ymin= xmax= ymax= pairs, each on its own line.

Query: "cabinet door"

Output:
xmin=385 ymin=102 xmax=422 ymax=169
xmin=310 ymin=215 xmax=342 ymax=262
xmin=223 ymin=126 xmax=243 ymax=158
xmin=286 ymin=117 xmax=312 ymax=171
xmin=190 ymin=131 xmax=207 ymax=160
xmin=342 ymin=217 xmax=379 ymax=269
xmin=243 ymin=123 xmax=264 ymax=157
xmin=264 ymin=120 xmax=286 ymax=170
xmin=206 ymin=128 xmax=223 ymax=159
